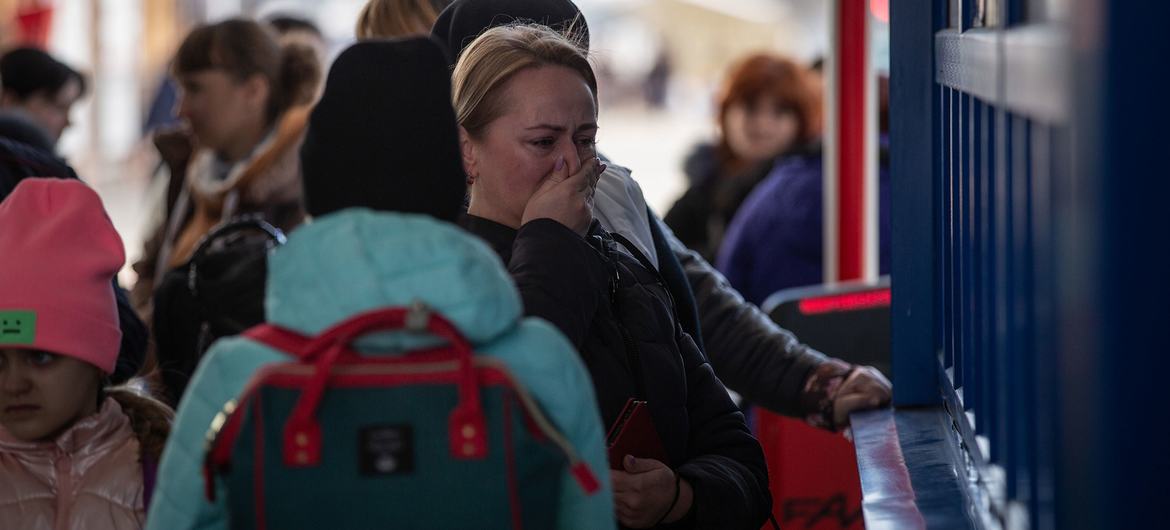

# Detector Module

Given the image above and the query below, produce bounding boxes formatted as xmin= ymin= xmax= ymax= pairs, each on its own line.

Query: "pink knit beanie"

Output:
xmin=0 ymin=179 xmax=124 ymax=374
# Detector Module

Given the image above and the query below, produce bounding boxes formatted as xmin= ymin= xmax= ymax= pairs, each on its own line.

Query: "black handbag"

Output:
xmin=152 ymin=216 xmax=286 ymax=403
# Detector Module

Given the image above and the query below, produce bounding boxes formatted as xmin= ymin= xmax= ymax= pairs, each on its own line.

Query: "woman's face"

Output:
xmin=4 ymin=77 xmax=82 ymax=144
xmin=463 ymin=65 xmax=598 ymax=228
xmin=723 ymin=97 xmax=800 ymax=164
xmin=176 ymin=69 xmax=268 ymax=156
xmin=0 ymin=349 xmax=101 ymax=442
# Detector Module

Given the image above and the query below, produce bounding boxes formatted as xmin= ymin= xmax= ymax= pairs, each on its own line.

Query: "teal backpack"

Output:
xmin=203 ymin=305 xmax=601 ymax=529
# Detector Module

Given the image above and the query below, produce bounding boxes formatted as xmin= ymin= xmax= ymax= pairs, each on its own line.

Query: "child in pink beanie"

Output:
xmin=0 ymin=179 xmax=172 ymax=529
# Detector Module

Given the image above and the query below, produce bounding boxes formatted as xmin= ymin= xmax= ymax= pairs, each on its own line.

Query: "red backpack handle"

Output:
xmin=246 ymin=304 xmax=489 ymax=467
xmin=297 ymin=302 xmax=443 ymax=360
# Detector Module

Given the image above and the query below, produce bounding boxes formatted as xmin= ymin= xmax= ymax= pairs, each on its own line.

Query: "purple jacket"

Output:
xmin=717 ymin=152 xmax=890 ymax=306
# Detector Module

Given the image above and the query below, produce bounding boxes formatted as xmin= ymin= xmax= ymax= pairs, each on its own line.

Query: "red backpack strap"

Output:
xmin=203 ymin=325 xmax=310 ymax=502
xmin=243 ymin=324 xmax=311 ymax=358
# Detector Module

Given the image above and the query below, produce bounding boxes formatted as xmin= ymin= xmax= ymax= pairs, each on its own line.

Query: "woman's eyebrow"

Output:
xmin=524 ymin=123 xmax=599 ymax=132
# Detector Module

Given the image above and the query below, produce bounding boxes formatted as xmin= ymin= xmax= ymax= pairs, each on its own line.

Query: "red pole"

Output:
xmin=837 ymin=0 xmax=868 ymax=281
xmin=754 ymin=6 xmax=873 ymax=529
xmin=16 ymin=1 xmax=55 ymax=48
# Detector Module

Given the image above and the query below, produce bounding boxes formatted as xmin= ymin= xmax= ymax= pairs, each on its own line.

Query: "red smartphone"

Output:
xmin=605 ymin=398 xmax=669 ymax=469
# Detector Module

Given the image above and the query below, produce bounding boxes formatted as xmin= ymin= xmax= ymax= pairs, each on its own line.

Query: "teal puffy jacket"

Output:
xmin=145 ymin=210 xmax=614 ymax=530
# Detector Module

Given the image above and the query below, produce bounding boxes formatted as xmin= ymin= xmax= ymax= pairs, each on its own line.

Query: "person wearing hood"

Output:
xmin=145 ymin=37 xmax=613 ymax=530
xmin=130 ymin=18 xmax=323 ymax=320
xmin=432 ymin=0 xmax=890 ymax=448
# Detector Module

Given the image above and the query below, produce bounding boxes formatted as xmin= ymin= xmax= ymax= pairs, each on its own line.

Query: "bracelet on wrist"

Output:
xmin=801 ymin=360 xmax=856 ymax=431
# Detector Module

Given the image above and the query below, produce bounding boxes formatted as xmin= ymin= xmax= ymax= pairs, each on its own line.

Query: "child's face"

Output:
xmin=0 ymin=349 xmax=102 ymax=442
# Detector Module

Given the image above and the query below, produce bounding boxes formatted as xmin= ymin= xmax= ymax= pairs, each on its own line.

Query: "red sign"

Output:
xmin=799 ymin=289 xmax=891 ymax=315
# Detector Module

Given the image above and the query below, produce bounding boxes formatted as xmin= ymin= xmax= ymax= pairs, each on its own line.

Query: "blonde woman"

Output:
xmin=355 ymin=0 xmax=445 ymax=38
xmin=454 ymin=24 xmax=771 ymax=530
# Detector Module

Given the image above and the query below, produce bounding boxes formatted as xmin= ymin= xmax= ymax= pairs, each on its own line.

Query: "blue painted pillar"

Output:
xmin=889 ymin=0 xmax=944 ymax=405
xmin=1061 ymin=1 xmax=1170 ymax=527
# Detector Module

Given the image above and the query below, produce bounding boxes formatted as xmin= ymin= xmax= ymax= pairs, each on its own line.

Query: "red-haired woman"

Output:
xmin=664 ymin=53 xmax=820 ymax=261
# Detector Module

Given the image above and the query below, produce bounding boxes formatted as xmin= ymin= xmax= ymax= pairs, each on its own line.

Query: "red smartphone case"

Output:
xmin=605 ymin=398 xmax=669 ymax=469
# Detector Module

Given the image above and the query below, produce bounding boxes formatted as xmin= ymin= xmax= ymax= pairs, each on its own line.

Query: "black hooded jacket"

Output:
xmin=462 ymin=214 xmax=771 ymax=529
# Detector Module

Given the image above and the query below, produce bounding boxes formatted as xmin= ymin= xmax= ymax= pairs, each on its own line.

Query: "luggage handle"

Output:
xmin=280 ymin=303 xmax=489 ymax=467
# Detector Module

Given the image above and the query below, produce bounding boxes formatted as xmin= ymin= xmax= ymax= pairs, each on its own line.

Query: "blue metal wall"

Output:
xmin=1059 ymin=2 xmax=1170 ymax=529
xmin=890 ymin=0 xmax=1170 ymax=527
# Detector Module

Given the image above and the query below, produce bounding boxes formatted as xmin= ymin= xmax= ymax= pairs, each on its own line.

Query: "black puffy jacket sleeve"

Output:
xmin=508 ymin=219 xmax=609 ymax=349
xmin=673 ymin=331 xmax=772 ymax=529
xmin=667 ymin=221 xmax=830 ymax=417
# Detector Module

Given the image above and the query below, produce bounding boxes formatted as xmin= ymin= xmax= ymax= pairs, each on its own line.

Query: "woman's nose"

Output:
xmin=748 ymin=111 xmax=768 ymax=132
xmin=175 ymin=96 xmax=192 ymax=121
xmin=558 ymin=142 xmax=582 ymax=175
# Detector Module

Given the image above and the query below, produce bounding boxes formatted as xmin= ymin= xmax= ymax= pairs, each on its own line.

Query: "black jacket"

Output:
xmin=673 ymin=239 xmax=828 ymax=416
xmin=648 ymin=204 xmax=831 ymax=417
xmin=462 ymin=215 xmax=771 ymax=530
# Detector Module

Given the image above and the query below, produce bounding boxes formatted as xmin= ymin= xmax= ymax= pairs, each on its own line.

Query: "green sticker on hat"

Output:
xmin=0 ymin=311 xmax=36 ymax=345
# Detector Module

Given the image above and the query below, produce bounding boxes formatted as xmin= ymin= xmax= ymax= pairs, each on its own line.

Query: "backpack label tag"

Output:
xmin=360 ymin=425 xmax=414 ymax=476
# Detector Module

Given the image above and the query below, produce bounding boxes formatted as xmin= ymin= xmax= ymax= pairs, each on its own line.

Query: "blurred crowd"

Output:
xmin=0 ymin=1 xmax=890 ymax=529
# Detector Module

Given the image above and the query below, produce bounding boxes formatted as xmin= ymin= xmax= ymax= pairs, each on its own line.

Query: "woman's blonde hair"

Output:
xmin=452 ymin=23 xmax=595 ymax=137
xmin=355 ymin=0 xmax=439 ymax=39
